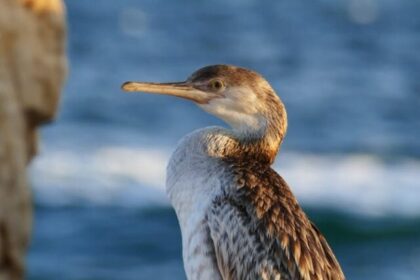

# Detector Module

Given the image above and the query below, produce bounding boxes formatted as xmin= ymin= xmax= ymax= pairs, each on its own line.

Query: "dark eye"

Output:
xmin=209 ymin=80 xmax=224 ymax=91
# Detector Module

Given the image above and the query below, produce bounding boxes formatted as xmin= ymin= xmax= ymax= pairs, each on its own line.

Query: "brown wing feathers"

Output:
xmin=213 ymin=159 xmax=345 ymax=280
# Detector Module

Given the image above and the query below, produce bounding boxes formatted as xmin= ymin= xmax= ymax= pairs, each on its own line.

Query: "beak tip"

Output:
xmin=121 ymin=82 xmax=130 ymax=91
xmin=121 ymin=82 xmax=134 ymax=92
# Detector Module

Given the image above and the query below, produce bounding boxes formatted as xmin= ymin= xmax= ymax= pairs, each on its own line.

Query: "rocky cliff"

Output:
xmin=0 ymin=0 xmax=66 ymax=279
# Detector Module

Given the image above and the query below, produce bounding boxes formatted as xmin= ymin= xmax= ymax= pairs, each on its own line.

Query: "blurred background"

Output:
xmin=27 ymin=0 xmax=420 ymax=279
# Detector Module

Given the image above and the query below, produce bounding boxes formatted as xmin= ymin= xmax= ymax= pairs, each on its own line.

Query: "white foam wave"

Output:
xmin=30 ymin=146 xmax=420 ymax=217
xmin=30 ymin=147 xmax=169 ymax=207
xmin=276 ymin=154 xmax=420 ymax=217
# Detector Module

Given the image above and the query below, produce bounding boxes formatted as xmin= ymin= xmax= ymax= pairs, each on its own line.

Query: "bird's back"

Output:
xmin=207 ymin=158 xmax=345 ymax=280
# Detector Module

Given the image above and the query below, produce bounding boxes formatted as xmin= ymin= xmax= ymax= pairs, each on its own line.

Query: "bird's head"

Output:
xmin=122 ymin=65 xmax=287 ymax=156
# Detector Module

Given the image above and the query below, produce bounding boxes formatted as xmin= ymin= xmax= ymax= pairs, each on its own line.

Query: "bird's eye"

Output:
xmin=209 ymin=80 xmax=224 ymax=91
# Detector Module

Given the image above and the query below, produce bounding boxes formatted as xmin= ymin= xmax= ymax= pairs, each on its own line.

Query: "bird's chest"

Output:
xmin=166 ymin=142 xmax=229 ymax=279
xmin=166 ymin=143 xmax=228 ymax=227
xmin=178 ymin=204 xmax=222 ymax=280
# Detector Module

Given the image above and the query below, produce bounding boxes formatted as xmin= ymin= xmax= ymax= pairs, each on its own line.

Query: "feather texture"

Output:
xmin=205 ymin=158 xmax=345 ymax=280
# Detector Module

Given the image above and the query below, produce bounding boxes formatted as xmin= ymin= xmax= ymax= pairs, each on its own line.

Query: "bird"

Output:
xmin=122 ymin=65 xmax=345 ymax=280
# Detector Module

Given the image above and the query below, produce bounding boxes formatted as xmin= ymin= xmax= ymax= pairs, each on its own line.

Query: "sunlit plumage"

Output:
xmin=122 ymin=65 xmax=345 ymax=280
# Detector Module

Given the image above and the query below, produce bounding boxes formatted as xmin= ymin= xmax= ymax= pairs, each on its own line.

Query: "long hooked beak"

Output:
xmin=121 ymin=81 xmax=213 ymax=104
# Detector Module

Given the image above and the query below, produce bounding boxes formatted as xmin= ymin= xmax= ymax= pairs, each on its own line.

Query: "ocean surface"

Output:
xmin=28 ymin=0 xmax=420 ymax=279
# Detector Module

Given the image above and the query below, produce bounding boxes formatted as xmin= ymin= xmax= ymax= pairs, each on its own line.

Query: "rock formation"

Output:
xmin=0 ymin=0 xmax=66 ymax=279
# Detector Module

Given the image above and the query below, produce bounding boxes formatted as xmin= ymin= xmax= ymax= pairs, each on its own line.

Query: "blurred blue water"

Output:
xmin=28 ymin=0 xmax=420 ymax=279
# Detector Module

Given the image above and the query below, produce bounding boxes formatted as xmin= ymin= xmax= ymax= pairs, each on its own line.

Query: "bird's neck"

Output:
xmin=204 ymin=121 xmax=284 ymax=165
